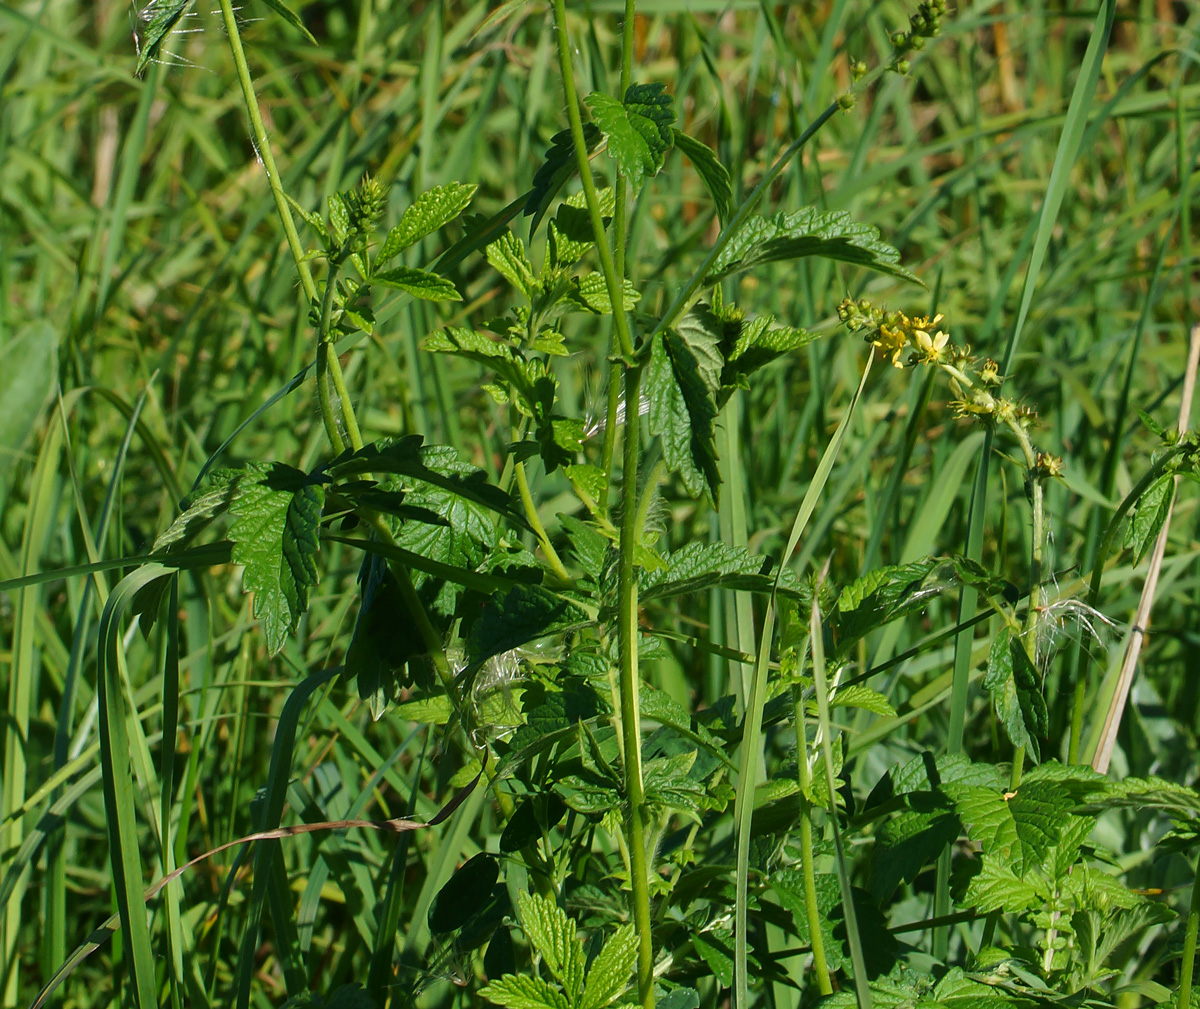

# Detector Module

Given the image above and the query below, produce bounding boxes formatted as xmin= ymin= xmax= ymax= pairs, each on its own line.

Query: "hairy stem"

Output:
xmin=618 ymin=365 xmax=654 ymax=1009
xmin=550 ymin=0 xmax=635 ymax=362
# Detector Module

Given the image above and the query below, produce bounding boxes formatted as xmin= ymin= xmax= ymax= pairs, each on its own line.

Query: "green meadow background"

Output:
xmin=1 ymin=1 xmax=1198 ymax=1007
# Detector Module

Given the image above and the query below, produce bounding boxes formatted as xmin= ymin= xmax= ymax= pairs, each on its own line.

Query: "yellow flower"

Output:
xmin=873 ymin=321 xmax=908 ymax=367
xmin=910 ymin=314 xmax=949 ymax=364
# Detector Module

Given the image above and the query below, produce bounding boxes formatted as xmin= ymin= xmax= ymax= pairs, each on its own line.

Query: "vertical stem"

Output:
xmin=617 ymin=365 xmax=654 ymax=1009
xmin=1180 ymin=859 xmax=1200 ymax=1009
xmin=217 ymin=0 xmax=316 ymax=304
xmin=793 ymin=686 xmax=832 ymax=995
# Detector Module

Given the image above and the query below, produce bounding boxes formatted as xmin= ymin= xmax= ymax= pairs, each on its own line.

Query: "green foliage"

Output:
xmin=10 ymin=3 xmax=1199 ymax=1009
xmin=228 ymin=463 xmax=325 ymax=654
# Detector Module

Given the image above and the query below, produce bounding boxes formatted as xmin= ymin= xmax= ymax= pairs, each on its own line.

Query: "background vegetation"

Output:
xmin=1 ymin=1 xmax=1198 ymax=1009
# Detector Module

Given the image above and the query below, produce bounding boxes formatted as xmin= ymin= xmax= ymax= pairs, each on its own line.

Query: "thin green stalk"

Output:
xmin=514 ymin=461 xmax=570 ymax=581
xmin=549 ymin=0 xmax=635 ymax=362
xmin=1179 ymin=858 xmax=1200 ymax=1009
xmin=216 ymin=0 xmax=316 ymax=305
xmin=617 ymin=365 xmax=654 ymax=1009
xmin=793 ymin=685 xmax=832 ymax=995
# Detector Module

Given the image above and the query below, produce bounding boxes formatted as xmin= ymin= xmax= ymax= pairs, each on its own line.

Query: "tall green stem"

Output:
xmin=1179 ymin=859 xmax=1200 ymax=1009
xmin=217 ymin=0 xmax=315 ymax=305
xmin=617 ymin=365 xmax=654 ymax=1009
xmin=793 ymin=686 xmax=832 ymax=995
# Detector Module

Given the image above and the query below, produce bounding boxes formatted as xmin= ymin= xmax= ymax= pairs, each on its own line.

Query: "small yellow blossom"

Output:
xmin=978 ymin=359 xmax=1002 ymax=386
xmin=952 ymin=389 xmax=996 ymax=417
xmin=873 ymin=322 xmax=908 ymax=367
xmin=1035 ymin=452 xmax=1064 ymax=479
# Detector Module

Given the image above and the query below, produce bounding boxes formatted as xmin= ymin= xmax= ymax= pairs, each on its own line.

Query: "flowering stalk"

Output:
xmin=838 ymin=299 xmax=1062 ymax=782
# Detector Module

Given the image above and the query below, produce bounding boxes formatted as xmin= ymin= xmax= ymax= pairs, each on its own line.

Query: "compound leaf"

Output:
xmin=372 ymin=266 xmax=461 ymax=302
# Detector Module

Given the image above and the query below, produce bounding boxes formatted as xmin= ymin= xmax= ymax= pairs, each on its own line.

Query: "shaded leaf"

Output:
xmin=671 ymin=129 xmax=731 ymax=221
xmin=229 ymin=463 xmax=324 ymax=654
xmin=255 ymin=0 xmax=317 ymax=43
xmin=524 ymin=124 xmax=602 ymax=237
xmin=1124 ymin=473 xmax=1174 ymax=564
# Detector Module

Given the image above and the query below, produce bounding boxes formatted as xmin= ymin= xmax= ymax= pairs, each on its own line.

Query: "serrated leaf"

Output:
xmin=370 ymin=265 xmax=460 ymax=302
xmin=644 ymin=750 xmax=707 ymax=818
xmin=830 ymin=684 xmax=895 ymax=717
xmin=585 ymin=83 xmax=675 ymax=188
xmin=644 ymin=308 xmax=722 ymax=504
xmin=720 ymin=316 xmax=819 ymax=400
xmin=984 ymin=626 xmax=1036 ymax=756
xmin=481 ymin=973 xmax=573 ymax=1009
xmin=581 ymin=925 xmax=638 ymax=1009
xmin=1124 ymin=473 xmax=1174 ymax=564
xmin=957 ymin=853 xmax=1041 ymax=914
xmin=1073 ymin=776 xmax=1200 ymax=820
xmin=151 ymin=481 xmax=238 ymax=555
xmin=487 ymin=230 xmax=538 ymax=298
xmin=569 ymin=273 xmax=639 ymax=314
xmin=255 ymin=0 xmax=317 ymax=43
xmin=524 ymin=123 xmax=603 ymax=237
xmin=709 ymin=207 xmax=921 ymax=286
xmin=640 ymin=541 xmax=779 ymax=602
xmin=229 ymin=463 xmax=325 ymax=655
xmin=832 ymin=557 xmax=943 ymax=651
xmin=871 ymin=792 xmax=959 ymax=902
xmin=468 ymin=584 xmax=587 ymax=667
xmin=671 ymin=128 xmax=731 ymax=222
xmin=328 ymin=192 xmax=350 ymax=243
xmin=134 ymin=0 xmax=195 ymax=77
xmin=530 ymin=330 xmax=568 ymax=356
xmin=516 ymin=893 xmax=586 ymax=1002
xmin=1138 ymin=409 xmax=1167 ymax=439
xmin=941 ymin=780 xmax=1075 ymax=875
xmin=1010 ymin=636 xmax=1048 ymax=739
xmin=376 ymin=183 xmax=477 ymax=266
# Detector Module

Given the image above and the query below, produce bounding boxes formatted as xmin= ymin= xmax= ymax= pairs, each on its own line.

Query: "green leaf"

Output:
xmin=569 ymin=273 xmax=639 ymax=314
xmin=428 ymin=854 xmax=499 ymax=934
xmin=517 ymin=892 xmax=586 ymax=1002
xmin=584 ymin=83 xmax=675 ymax=188
xmin=644 ymin=307 xmax=722 ymax=504
xmin=254 ymin=0 xmax=317 ymax=43
xmin=1124 ymin=473 xmax=1174 ymax=563
xmin=468 ymin=584 xmax=587 ymax=668
xmin=229 ymin=463 xmax=325 ymax=655
xmin=832 ymin=557 xmax=942 ymax=651
xmin=940 ymin=779 xmax=1075 ymax=875
xmin=0 ymin=322 xmax=56 ymax=462
xmin=1010 ymin=637 xmax=1048 ymax=739
xmin=641 ymin=541 xmax=771 ymax=600
xmin=983 ymin=626 xmax=1037 ymax=756
xmin=644 ymin=750 xmax=708 ymax=819
xmin=481 ymin=974 xmax=572 ymax=1009
xmin=134 ymin=0 xmax=195 ymax=77
xmin=871 ymin=792 xmax=959 ymax=902
xmin=671 ymin=129 xmax=731 ymax=222
xmin=150 ymin=480 xmax=238 ymax=555
xmin=548 ymin=188 xmax=616 ymax=268
xmin=376 ymin=183 xmax=477 ymax=266
xmin=720 ymin=316 xmax=818 ymax=400
xmin=581 ymin=925 xmax=637 ymax=1009
xmin=957 ymin=853 xmax=1041 ymax=914
xmin=371 ymin=266 xmax=460 ymax=302
xmin=524 ymin=124 xmax=603 ymax=238
xmin=487 ymin=230 xmax=539 ymax=298
xmin=830 ymin=684 xmax=895 ymax=717
xmin=708 ymin=207 xmax=921 ymax=285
